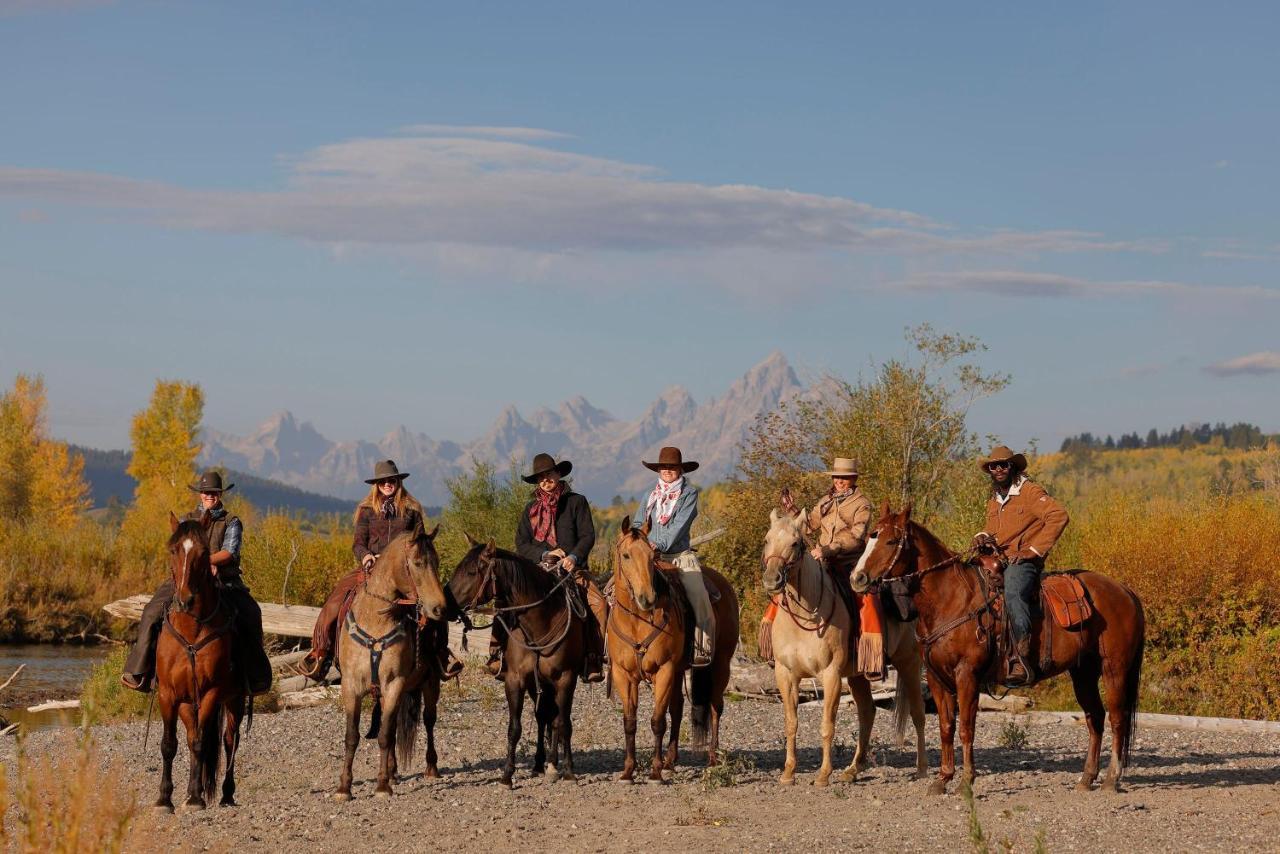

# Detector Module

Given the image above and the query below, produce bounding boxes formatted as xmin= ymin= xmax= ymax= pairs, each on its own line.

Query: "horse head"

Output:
xmin=761 ymin=508 xmax=806 ymax=595
xmin=447 ymin=532 xmax=498 ymax=610
xmin=614 ymin=515 xmax=659 ymax=612
xmin=393 ymin=523 xmax=447 ymax=623
xmin=167 ymin=510 xmax=214 ymax=613
xmin=851 ymin=500 xmax=915 ymax=593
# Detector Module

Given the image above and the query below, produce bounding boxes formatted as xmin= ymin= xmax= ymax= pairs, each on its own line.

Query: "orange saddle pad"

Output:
xmin=1042 ymin=573 xmax=1092 ymax=629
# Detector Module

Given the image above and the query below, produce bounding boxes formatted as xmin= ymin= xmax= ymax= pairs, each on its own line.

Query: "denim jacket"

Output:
xmin=632 ymin=483 xmax=699 ymax=554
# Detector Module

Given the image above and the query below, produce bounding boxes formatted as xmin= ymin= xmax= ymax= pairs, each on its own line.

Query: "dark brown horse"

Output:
xmin=851 ymin=503 xmax=1146 ymax=794
xmin=334 ymin=526 xmax=448 ymax=800
xmin=154 ymin=511 xmax=248 ymax=812
xmin=608 ymin=518 xmax=740 ymax=782
xmin=448 ymin=537 xmax=590 ymax=788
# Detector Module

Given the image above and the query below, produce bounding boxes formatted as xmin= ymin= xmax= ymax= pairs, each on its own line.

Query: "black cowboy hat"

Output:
xmin=365 ymin=459 xmax=411 ymax=484
xmin=979 ymin=445 xmax=1028 ymax=474
xmin=522 ymin=453 xmax=573 ymax=484
xmin=188 ymin=470 xmax=234 ymax=494
xmin=642 ymin=446 xmax=699 ymax=474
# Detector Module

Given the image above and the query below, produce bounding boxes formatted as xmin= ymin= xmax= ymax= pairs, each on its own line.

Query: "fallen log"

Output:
xmin=0 ymin=664 xmax=26 ymax=693
xmin=27 ymin=699 xmax=80 ymax=713
xmin=994 ymin=709 xmax=1280 ymax=736
xmin=269 ymin=650 xmax=311 ymax=670
xmin=277 ymin=686 xmax=340 ymax=710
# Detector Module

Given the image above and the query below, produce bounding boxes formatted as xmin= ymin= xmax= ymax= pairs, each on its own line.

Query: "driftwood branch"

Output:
xmin=27 ymin=699 xmax=80 ymax=713
xmin=0 ymin=664 xmax=26 ymax=693
xmin=280 ymin=539 xmax=300 ymax=606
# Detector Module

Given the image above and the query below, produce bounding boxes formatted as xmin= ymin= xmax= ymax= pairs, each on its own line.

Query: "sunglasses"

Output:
xmin=987 ymin=461 xmax=1012 ymax=470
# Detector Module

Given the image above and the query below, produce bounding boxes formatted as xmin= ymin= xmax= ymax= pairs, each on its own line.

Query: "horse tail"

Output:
xmin=1118 ymin=588 xmax=1146 ymax=771
xmin=892 ymin=668 xmax=912 ymax=748
xmin=200 ymin=704 xmax=225 ymax=805
xmin=396 ymin=688 xmax=422 ymax=771
xmin=690 ymin=663 xmax=712 ymax=748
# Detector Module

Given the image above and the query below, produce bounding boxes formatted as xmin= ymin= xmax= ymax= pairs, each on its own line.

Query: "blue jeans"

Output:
xmin=1005 ymin=560 xmax=1042 ymax=641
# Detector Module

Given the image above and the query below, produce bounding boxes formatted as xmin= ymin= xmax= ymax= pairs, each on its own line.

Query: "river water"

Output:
xmin=0 ymin=644 xmax=110 ymax=729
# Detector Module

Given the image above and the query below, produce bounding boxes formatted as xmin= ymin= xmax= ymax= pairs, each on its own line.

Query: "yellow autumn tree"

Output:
xmin=118 ymin=381 xmax=204 ymax=566
xmin=0 ymin=374 xmax=91 ymax=524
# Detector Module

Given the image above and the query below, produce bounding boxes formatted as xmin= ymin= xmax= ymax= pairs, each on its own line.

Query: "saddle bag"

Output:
xmin=879 ymin=578 xmax=918 ymax=622
xmin=1042 ymin=573 xmax=1092 ymax=630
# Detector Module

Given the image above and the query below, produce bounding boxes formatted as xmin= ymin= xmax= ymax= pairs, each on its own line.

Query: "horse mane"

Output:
xmin=489 ymin=547 xmax=558 ymax=602
xmin=907 ymin=518 xmax=957 ymax=560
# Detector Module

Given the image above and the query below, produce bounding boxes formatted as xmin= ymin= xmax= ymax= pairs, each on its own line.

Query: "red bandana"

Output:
xmin=529 ymin=484 xmax=563 ymax=546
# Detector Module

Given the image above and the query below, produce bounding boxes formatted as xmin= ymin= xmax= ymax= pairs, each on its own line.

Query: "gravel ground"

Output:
xmin=4 ymin=664 xmax=1279 ymax=853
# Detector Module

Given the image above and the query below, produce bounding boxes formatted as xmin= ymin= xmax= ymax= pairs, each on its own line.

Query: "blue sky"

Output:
xmin=2 ymin=0 xmax=1277 ymax=451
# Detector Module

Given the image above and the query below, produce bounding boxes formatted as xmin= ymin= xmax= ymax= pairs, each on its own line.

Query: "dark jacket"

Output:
xmin=185 ymin=506 xmax=242 ymax=582
xmin=353 ymin=504 xmax=424 ymax=563
xmin=515 ymin=489 xmax=596 ymax=571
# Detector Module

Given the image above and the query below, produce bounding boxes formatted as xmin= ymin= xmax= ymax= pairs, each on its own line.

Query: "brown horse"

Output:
xmin=154 ymin=511 xmax=248 ymax=812
xmin=608 ymin=518 xmax=740 ymax=781
xmin=334 ymin=526 xmax=448 ymax=800
xmin=448 ymin=537 xmax=590 ymax=787
xmin=762 ymin=509 xmax=928 ymax=786
xmin=851 ymin=503 xmax=1146 ymax=794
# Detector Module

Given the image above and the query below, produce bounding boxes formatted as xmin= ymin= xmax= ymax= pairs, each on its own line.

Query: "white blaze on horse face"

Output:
xmin=853 ymin=532 xmax=880 ymax=576
xmin=183 ymin=538 xmax=194 ymax=555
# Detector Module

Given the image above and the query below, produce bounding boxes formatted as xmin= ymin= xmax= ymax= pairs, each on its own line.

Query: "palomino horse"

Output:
xmin=448 ymin=538 xmax=591 ymax=787
xmin=154 ymin=511 xmax=248 ymax=812
xmin=762 ymin=509 xmax=928 ymax=786
xmin=334 ymin=526 xmax=449 ymax=800
xmin=608 ymin=518 xmax=739 ymax=781
xmin=852 ymin=503 xmax=1146 ymax=794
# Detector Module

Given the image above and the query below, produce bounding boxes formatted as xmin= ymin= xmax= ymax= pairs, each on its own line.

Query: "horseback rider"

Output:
xmin=492 ymin=452 xmax=607 ymax=683
xmin=298 ymin=460 xmax=462 ymax=681
xmin=972 ymin=445 xmax=1069 ymax=686
xmin=121 ymin=471 xmax=273 ymax=694
xmin=630 ymin=446 xmax=714 ymax=667
xmin=763 ymin=457 xmax=878 ymax=673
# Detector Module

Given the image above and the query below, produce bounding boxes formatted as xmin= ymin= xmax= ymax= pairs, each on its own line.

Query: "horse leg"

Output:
xmin=501 ymin=675 xmax=525 ymax=788
xmin=648 ymin=665 xmax=676 ymax=782
xmin=179 ymin=703 xmax=205 ymax=810
xmin=664 ymin=672 xmax=684 ymax=771
xmin=908 ymin=661 xmax=929 ymax=780
xmin=776 ymin=663 xmax=800 ymax=785
xmin=815 ymin=665 xmax=843 ymax=787
xmin=843 ymin=674 xmax=875 ymax=781
xmin=334 ymin=686 xmax=361 ymax=801
xmin=552 ymin=676 xmax=578 ymax=781
xmin=617 ymin=674 xmax=639 ymax=783
xmin=155 ymin=697 xmax=178 ymax=812
xmin=532 ymin=683 xmax=551 ymax=777
xmin=955 ymin=668 xmax=980 ymax=789
xmin=1101 ymin=645 xmax=1138 ymax=793
xmin=422 ymin=675 xmax=441 ymax=779
xmin=929 ymin=671 xmax=956 ymax=795
xmin=220 ymin=697 xmax=244 ymax=807
xmin=375 ymin=683 xmax=403 ymax=797
xmin=1069 ymin=657 xmax=1105 ymax=791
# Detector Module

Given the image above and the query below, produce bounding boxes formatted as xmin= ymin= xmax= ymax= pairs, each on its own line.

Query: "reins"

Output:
xmin=345 ymin=538 xmax=435 ymax=699
xmin=768 ymin=549 xmax=836 ymax=634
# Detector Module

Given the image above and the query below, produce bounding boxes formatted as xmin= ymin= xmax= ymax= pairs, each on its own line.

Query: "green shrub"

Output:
xmin=80 ymin=647 xmax=149 ymax=722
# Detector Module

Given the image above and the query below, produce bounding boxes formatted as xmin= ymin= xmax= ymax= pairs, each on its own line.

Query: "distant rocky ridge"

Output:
xmin=199 ymin=353 xmax=805 ymax=504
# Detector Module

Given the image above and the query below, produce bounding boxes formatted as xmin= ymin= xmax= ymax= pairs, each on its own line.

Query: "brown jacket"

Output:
xmin=353 ymin=504 xmax=424 ymax=563
xmin=982 ymin=477 xmax=1068 ymax=561
xmin=803 ymin=488 xmax=872 ymax=570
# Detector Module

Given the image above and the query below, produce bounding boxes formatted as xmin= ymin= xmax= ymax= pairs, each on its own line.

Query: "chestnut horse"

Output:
xmin=334 ymin=526 xmax=448 ymax=800
xmin=447 ymin=538 xmax=590 ymax=788
xmin=762 ymin=509 xmax=928 ymax=786
xmin=852 ymin=503 xmax=1146 ymax=794
xmin=608 ymin=517 xmax=739 ymax=782
xmin=154 ymin=511 xmax=248 ymax=812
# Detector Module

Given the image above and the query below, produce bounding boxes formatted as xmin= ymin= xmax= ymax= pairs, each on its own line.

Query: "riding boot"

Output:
xmin=486 ymin=621 xmax=508 ymax=680
xmin=434 ymin=622 xmax=464 ymax=679
xmin=692 ymin=628 xmax=713 ymax=668
xmin=581 ymin=608 xmax=605 ymax=683
xmin=1007 ymin=635 xmax=1035 ymax=687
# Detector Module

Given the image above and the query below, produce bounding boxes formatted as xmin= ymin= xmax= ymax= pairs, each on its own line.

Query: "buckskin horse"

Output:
xmin=608 ymin=518 xmax=740 ymax=781
xmin=762 ymin=509 xmax=928 ymax=786
xmin=851 ymin=502 xmax=1146 ymax=794
xmin=448 ymin=536 xmax=591 ymax=787
xmin=333 ymin=526 xmax=449 ymax=800
xmin=154 ymin=511 xmax=249 ymax=812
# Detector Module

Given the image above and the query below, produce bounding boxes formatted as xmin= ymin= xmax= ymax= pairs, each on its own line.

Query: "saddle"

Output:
xmin=653 ymin=558 xmax=722 ymax=603
xmin=973 ymin=561 xmax=1093 ymax=686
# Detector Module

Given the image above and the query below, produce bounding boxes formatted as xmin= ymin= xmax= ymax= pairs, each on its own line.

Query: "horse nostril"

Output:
xmin=851 ymin=572 xmax=869 ymax=592
xmin=430 ymin=604 xmax=444 ymax=620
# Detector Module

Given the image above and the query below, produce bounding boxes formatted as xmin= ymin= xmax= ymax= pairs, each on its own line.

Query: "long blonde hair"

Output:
xmin=353 ymin=480 xmax=424 ymax=524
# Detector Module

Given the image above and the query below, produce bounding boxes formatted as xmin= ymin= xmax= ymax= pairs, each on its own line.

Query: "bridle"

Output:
xmin=457 ymin=550 xmax=580 ymax=655
xmin=164 ymin=542 xmax=232 ymax=732
xmin=763 ymin=535 xmax=834 ymax=633
xmin=359 ymin=539 xmax=435 ymax=630
xmin=608 ymin=538 xmax=679 ymax=683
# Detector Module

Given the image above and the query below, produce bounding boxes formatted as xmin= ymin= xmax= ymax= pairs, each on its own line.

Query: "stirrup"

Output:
xmin=120 ymin=673 xmax=150 ymax=693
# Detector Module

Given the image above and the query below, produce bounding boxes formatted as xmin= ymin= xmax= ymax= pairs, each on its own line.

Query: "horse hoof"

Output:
xmin=530 ymin=767 xmax=545 ymax=777
xmin=546 ymin=766 xmax=559 ymax=783
xmin=1076 ymin=779 xmax=1094 ymax=792
xmin=779 ymin=776 xmax=795 ymax=786
xmin=559 ymin=771 xmax=577 ymax=782
xmin=153 ymin=803 xmax=174 ymax=814
xmin=617 ymin=774 xmax=635 ymax=784
xmin=182 ymin=800 xmax=205 ymax=812
xmin=1101 ymin=779 xmax=1120 ymax=794
xmin=915 ymin=770 xmax=930 ymax=781
xmin=424 ymin=767 xmax=441 ymax=780
xmin=928 ymin=780 xmax=947 ymax=796
xmin=373 ymin=789 xmax=392 ymax=799
xmin=501 ymin=778 xmax=514 ymax=790
xmin=814 ymin=776 xmax=830 ymax=788
xmin=219 ymin=798 xmax=237 ymax=808
xmin=661 ymin=768 xmax=674 ymax=782
xmin=332 ymin=791 xmax=352 ymax=802
xmin=841 ymin=769 xmax=858 ymax=783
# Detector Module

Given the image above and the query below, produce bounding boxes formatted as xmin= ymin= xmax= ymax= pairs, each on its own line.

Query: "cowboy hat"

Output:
xmin=364 ymin=459 xmax=410 ymax=484
xmin=188 ymin=470 xmax=234 ymax=494
xmin=522 ymin=453 xmax=573 ymax=484
xmin=979 ymin=445 xmax=1027 ymax=473
xmin=822 ymin=457 xmax=860 ymax=478
xmin=642 ymin=446 xmax=699 ymax=474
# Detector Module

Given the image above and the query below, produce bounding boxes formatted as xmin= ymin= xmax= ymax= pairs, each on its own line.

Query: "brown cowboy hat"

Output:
xmin=979 ymin=445 xmax=1027 ymax=473
xmin=364 ymin=459 xmax=410 ymax=484
xmin=643 ymin=446 xmax=699 ymax=474
xmin=188 ymin=470 xmax=234 ymax=494
xmin=822 ymin=457 xmax=860 ymax=477
xmin=522 ymin=453 xmax=573 ymax=484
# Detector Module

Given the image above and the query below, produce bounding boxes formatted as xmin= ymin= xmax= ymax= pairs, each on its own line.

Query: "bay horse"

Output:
xmin=154 ymin=511 xmax=248 ymax=812
xmin=762 ymin=509 xmax=928 ymax=786
xmin=608 ymin=517 xmax=739 ymax=782
xmin=334 ymin=525 xmax=448 ymax=800
xmin=447 ymin=537 xmax=590 ymax=787
xmin=851 ymin=502 xmax=1146 ymax=794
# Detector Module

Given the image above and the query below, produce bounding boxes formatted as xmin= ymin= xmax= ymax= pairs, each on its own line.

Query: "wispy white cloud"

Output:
xmin=1203 ymin=352 xmax=1280 ymax=377
xmin=894 ymin=270 xmax=1279 ymax=301
xmin=397 ymin=124 xmax=575 ymax=141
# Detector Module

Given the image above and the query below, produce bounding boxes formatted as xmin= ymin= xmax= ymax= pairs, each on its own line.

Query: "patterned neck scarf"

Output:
xmin=645 ymin=476 xmax=685 ymax=526
xmin=529 ymin=483 xmax=564 ymax=545
xmin=818 ymin=486 xmax=853 ymax=517
xmin=380 ymin=496 xmax=397 ymax=519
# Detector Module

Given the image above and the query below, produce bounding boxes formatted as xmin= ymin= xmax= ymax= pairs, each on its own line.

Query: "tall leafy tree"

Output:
xmin=0 ymin=374 xmax=91 ymax=524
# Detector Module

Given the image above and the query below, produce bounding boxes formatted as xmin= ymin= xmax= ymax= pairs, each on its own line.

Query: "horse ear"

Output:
xmin=619 ymin=516 xmax=631 ymax=538
xmin=425 ymin=524 xmax=439 ymax=541
xmin=641 ymin=517 xmax=652 ymax=539
xmin=169 ymin=511 xmax=180 ymax=533
xmin=769 ymin=508 xmax=779 ymax=525
xmin=483 ymin=538 xmax=497 ymax=558
xmin=464 ymin=531 xmax=479 ymax=547
xmin=879 ymin=498 xmax=891 ymax=519
xmin=902 ymin=500 xmax=914 ymax=520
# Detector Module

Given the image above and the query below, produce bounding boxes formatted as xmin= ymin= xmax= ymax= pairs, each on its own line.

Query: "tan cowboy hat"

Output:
xmin=188 ymin=470 xmax=234 ymax=494
xmin=822 ymin=457 xmax=860 ymax=477
xmin=364 ymin=459 xmax=410 ymax=484
xmin=522 ymin=453 xmax=573 ymax=484
xmin=979 ymin=445 xmax=1027 ymax=473
xmin=643 ymin=446 xmax=699 ymax=473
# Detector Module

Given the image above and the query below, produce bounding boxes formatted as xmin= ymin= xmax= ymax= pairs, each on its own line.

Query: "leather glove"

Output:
xmin=971 ymin=532 xmax=996 ymax=549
